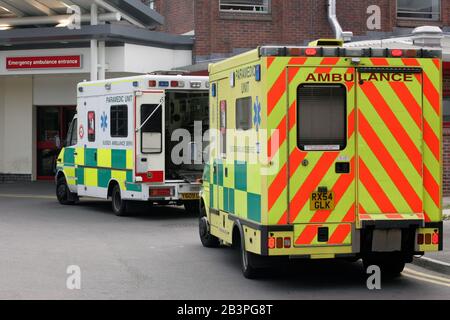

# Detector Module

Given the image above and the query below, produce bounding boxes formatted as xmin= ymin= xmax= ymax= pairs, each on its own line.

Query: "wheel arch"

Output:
xmin=107 ymin=179 xmax=121 ymax=199
xmin=55 ymin=169 xmax=67 ymax=183
xmin=232 ymin=219 xmax=245 ymax=249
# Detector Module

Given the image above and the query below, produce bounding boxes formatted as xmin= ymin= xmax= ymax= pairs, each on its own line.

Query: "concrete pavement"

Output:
xmin=0 ymin=182 xmax=448 ymax=299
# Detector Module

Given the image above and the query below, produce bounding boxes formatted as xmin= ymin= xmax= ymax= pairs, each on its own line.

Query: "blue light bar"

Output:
xmin=159 ymin=81 xmax=169 ymax=87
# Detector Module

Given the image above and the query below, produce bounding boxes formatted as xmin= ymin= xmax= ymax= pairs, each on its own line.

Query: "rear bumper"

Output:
xmin=234 ymin=218 xmax=443 ymax=258
xmin=140 ymin=181 xmax=201 ymax=201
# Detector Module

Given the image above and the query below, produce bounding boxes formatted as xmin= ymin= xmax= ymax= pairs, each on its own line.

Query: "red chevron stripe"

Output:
xmin=267 ymin=56 xmax=275 ymax=69
xmin=289 ymin=153 xmax=339 ymax=223
xmin=309 ymin=157 xmax=355 ymax=223
xmin=423 ymin=165 xmax=440 ymax=208
xmin=277 ymin=211 xmax=288 ymax=225
xmin=295 ymin=225 xmax=319 ymax=245
xmin=360 ymin=82 xmax=422 ymax=175
xmin=401 ymin=58 xmax=420 ymax=66
xmin=389 ymin=81 xmax=422 ymax=129
xmin=268 ymin=101 xmax=296 ymax=160
xmin=288 ymin=57 xmax=308 ymax=65
xmin=348 ymin=109 xmax=355 ymax=138
xmin=423 ymin=120 xmax=440 ymax=161
xmin=433 ymin=58 xmax=440 ymax=70
xmin=359 ymin=158 xmax=397 ymax=213
xmin=358 ymin=111 xmax=422 ymax=213
xmin=321 ymin=57 xmax=340 ymax=65
xmin=328 ymin=224 xmax=351 ymax=244
xmin=268 ymin=163 xmax=287 ymax=211
xmin=268 ymin=69 xmax=286 ymax=115
xmin=423 ymin=72 xmax=440 ymax=116
xmin=370 ymin=58 xmax=388 ymax=66
xmin=342 ymin=203 xmax=356 ymax=222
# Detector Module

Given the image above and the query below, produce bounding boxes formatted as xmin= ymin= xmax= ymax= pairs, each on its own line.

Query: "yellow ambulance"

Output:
xmin=199 ymin=43 xmax=443 ymax=278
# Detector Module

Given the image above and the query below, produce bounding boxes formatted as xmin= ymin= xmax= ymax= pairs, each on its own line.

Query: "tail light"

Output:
xmin=284 ymin=237 xmax=291 ymax=248
xmin=432 ymin=231 xmax=439 ymax=245
xmin=148 ymin=80 xmax=157 ymax=87
xmin=149 ymin=188 xmax=173 ymax=197
xmin=276 ymin=237 xmax=283 ymax=249
xmin=268 ymin=236 xmax=292 ymax=249
xmin=268 ymin=237 xmax=276 ymax=249
xmin=417 ymin=233 xmax=424 ymax=245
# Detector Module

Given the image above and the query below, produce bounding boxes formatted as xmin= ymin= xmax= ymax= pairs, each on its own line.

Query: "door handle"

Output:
xmin=94 ymin=152 xmax=97 ymax=162
xmin=224 ymin=167 xmax=228 ymax=177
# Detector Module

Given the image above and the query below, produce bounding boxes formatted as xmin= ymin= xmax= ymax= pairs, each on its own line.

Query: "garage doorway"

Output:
xmin=36 ymin=106 xmax=76 ymax=180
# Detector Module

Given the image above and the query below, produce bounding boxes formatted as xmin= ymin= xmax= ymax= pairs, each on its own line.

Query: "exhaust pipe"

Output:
xmin=328 ymin=0 xmax=353 ymax=42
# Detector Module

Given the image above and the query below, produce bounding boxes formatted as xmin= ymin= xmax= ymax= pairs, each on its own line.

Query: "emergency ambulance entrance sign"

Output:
xmin=6 ymin=55 xmax=82 ymax=70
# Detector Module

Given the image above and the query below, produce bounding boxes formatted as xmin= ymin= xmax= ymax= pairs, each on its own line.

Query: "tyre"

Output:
xmin=56 ymin=176 xmax=76 ymax=205
xmin=111 ymin=184 xmax=129 ymax=216
xmin=199 ymin=205 xmax=220 ymax=248
xmin=184 ymin=200 xmax=200 ymax=215
xmin=363 ymin=254 xmax=406 ymax=278
xmin=239 ymin=237 xmax=259 ymax=279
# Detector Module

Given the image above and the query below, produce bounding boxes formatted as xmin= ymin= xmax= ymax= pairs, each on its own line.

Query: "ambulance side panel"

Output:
xmin=74 ymin=92 xmax=143 ymax=200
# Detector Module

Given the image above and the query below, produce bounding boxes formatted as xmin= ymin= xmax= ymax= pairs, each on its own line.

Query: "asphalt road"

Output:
xmin=0 ymin=182 xmax=449 ymax=300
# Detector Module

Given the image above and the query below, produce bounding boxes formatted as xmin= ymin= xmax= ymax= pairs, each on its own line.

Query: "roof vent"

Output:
xmin=412 ymin=26 xmax=443 ymax=47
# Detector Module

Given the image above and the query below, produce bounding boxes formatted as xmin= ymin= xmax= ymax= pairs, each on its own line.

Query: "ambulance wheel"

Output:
xmin=240 ymin=241 xmax=259 ymax=279
xmin=199 ymin=205 xmax=220 ymax=248
xmin=56 ymin=176 xmax=76 ymax=205
xmin=111 ymin=184 xmax=129 ymax=216
xmin=184 ymin=200 xmax=200 ymax=215
xmin=363 ymin=254 xmax=405 ymax=278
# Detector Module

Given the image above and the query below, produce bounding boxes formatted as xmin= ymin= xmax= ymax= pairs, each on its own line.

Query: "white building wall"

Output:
xmin=1 ymin=76 xmax=33 ymax=175
xmin=124 ymin=43 xmax=192 ymax=73
xmin=33 ymin=74 xmax=88 ymax=106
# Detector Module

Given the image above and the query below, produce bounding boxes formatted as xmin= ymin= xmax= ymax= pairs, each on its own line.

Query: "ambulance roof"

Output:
xmin=78 ymin=74 xmax=209 ymax=97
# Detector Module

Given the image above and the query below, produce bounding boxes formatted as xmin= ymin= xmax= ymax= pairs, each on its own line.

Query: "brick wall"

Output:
xmin=152 ymin=0 xmax=195 ymax=34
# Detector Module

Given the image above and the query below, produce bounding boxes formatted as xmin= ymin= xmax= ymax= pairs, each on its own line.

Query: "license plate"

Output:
xmin=180 ymin=193 xmax=199 ymax=200
xmin=310 ymin=191 xmax=335 ymax=210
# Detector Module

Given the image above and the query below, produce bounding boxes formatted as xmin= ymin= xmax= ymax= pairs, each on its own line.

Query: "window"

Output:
xmin=297 ymin=85 xmax=346 ymax=151
xmin=141 ymin=104 xmax=162 ymax=154
xmin=87 ymin=111 xmax=95 ymax=142
xmin=397 ymin=0 xmax=440 ymax=20
xmin=66 ymin=118 xmax=78 ymax=147
xmin=220 ymin=0 xmax=270 ymax=13
xmin=110 ymin=105 xmax=128 ymax=138
xmin=236 ymin=97 xmax=252 ymax=130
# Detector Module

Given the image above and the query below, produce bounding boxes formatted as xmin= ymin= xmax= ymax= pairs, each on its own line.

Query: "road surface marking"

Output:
xmin=404 ymin=267 xmax=450 ymax=283
xmin=402 ymin=272 xmax=450 ymax=288
xmin=0 ymin=194 xmax=55 ymax=200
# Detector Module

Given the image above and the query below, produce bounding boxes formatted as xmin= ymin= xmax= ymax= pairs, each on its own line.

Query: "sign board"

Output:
xmin=6 ymin=55 xmax=82 ymax=70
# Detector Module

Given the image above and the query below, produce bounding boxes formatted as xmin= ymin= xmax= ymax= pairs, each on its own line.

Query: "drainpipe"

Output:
xmin=328 ymin=0 xmax=353 ymax=42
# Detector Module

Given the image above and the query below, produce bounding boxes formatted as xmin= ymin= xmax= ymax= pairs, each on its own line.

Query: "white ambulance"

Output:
xmin=56 ymin=74 xmax=209 ymax=215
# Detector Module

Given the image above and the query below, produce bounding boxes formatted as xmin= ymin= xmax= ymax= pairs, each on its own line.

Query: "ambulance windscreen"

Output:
xmin=297 ymin=84 xmax=346 ymax=151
